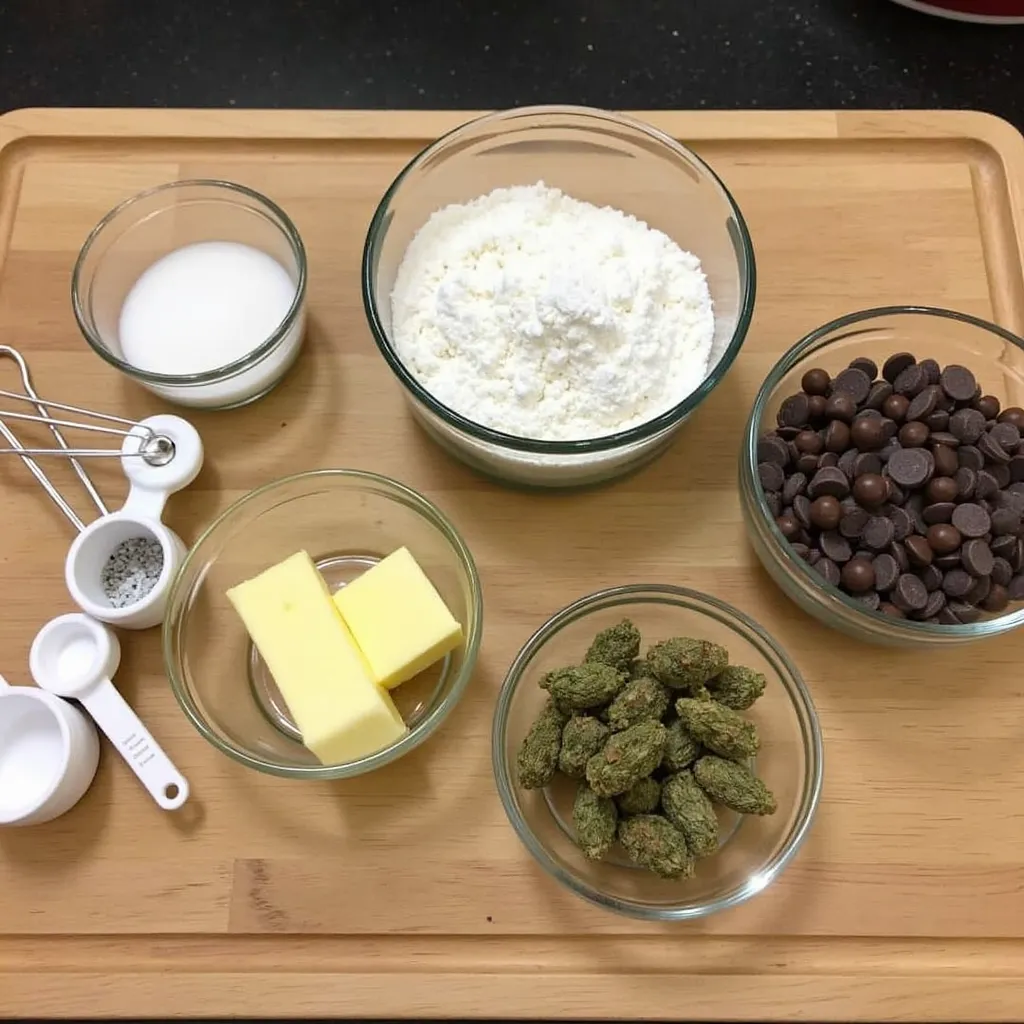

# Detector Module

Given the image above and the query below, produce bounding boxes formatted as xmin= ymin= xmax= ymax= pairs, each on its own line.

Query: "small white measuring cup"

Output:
xmin=0 ymin=673 xmax=100 ymax=827
xmin=30 ymin=613 xmax=189 ymax=810
xmin=64 ymin=414 xmax=203 ymax=630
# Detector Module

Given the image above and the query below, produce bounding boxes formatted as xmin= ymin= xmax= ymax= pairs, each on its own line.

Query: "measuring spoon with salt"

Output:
xmin=29 ymin=613 xmax=189 ymax=810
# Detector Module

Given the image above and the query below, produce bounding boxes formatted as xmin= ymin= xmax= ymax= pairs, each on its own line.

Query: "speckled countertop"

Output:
xmin=0 ymin=0 xmax=1022 ymax=124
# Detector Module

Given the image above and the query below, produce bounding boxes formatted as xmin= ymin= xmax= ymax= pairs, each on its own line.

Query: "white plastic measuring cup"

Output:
xmin=64 ymin=414 xmax=203 ymax=630
xmin=0 ymin=673 xmax=100 ymax=827
xmin=29 ymin=614 xmax=189 ymax=810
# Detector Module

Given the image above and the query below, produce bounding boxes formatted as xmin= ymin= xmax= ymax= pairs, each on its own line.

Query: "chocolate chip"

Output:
xmin=998 ymin=407 xmax=1024 ymax=429
xmin=894 ymin=364 xmax=927 ymax=397
xmin=918 ymin=563 xmax=944 ymax=592
xmin=883 ymin=352 xmax=916 ymax=384
xmin=961 ymin=538 xmax=995 ymax=578
xmin=807 ymin=466 xmax=851 ymax=501
xmin=949 ymin=408 xmax=986 ymax=443
xmin=814 ymin=557 xmax=841 ymax=586
xmin=865 ymin=380 xmax=893 ymax=410
xmin=922 ymin=502 xmax=956 ymax=526
xmin=904 ymin=535 xmax=933 ymax=568
xmin=796 ymin=453 xmax=820 ymax=475
xmin=906 ymin=384 xmax=942 ymax=423
xmin=808 ymin=395 xmax=828 ymax=421
xmin=862 ymin=516 xmax=895 ymax=550
xmin=850 ymin=416 xmax=886 ymax=451
xmin=887 ymin=481 xmax=907 ymax=506
xmin=889 ymin=506 xmax=913 ymax=541
xmin=856 ymin=591 xmax=881 ymax=611
xmin=975 ymin=470 xmax=1000 ymax=501
xmin=791 ymin=542 xmax=811 ymax=561
xmin=851 ymin=452 xmax=882 ymax=479
xmin=942 ymin=569 xmax=974 ymax=598
xmin=947 ymin=600 xmax=981 ymax=624
xmin=852 ymin=472 xmax=888 ymax=508
xmin=849 ymin=357 xmax=879 ymax=379
xmin=926 ymin=410 xmax=950 ymax=432
xmin=982 ymin=583 xmax=1010 ymax=613
xmin=801 ymin=368 xmax=831 ymax=396
xmin=841 ymin=557 xmax=876 ymax=593
xmin=824 ymin=419 xmax=851 ymax=453
xmin=819 ymin=451 xmax=840 ymax=469
xmin=979 ymin=431 xmax=1011 ymax=464
xmin=808 ymin=549 xmax=822 ymax=566
xmin=873 ymin=553 xmax=900 ymax=592
xmin=935 ymin=552 xmax=962 ymax=570
xmin=940 ymin=364 xmax=978 ymax=403
xmin=958 ymin=445 xmax=984 ymax=471
xmin=1010 ymin=574 xmax=1024 ymax=600
xmin=893 ymin=573 xmax=928 ymax=612
xmin=991 ymin=422 xmax=1021 ymax=454
xmin=992 ymin=557 xmax=1013 ymax=587
xmin=1011 ymin=456 xmax=1024 ymax=483
xmin=899 ymin=421 xmax=930 ymax=448
xmin=975 ymin=395 xmax=1002 ymax=420
xmin=919 ymin=358 xmax=941 ymax=385
xmin=820 ymin=530 xmax=853 ymax=564
xmin=757 ymin=435 xmax=791 ymax=466
xmin=927 ymin=522 xmax=962 ymax=554
xmin=926 ymin=476 xmax=958 ymax=505
xmin=833 ymin=367 xmax=872 ymax=405
xmin=782 ymin=472 xmax=807 ymax=504
xmin=887 ymin=447 xmax=934 ymax=488
xmin=967 ymin=574 xmax=991 ymax=605
xmin=839 ymin=508 xmax=870 ymax=539
xmin=758 ymin=462 xmax=786 ymax=492
xmin=778 ymin=393 xmax=811 ymax=428
xmin=913 ymin=589 xmax=947 ymax=621
xmin=951 ymin=502 xmax=991 ymax=539
xmin=932 ymin=444 xmax=960 ymax=478
xmin=954 ymin=467 xmax=977 ymax=500
xmin=810 ymin=495 xmax=843 ymax=530
xmin=990 ymin=506 xmax=1021 ymax=536
xmin=793 ymin=494 xmax=812 ymax=529
xmin=991 ymin=534 xmax=1017 ymax=560
xmin=1012 ymin=539 xmax=1024 ymax=572
xmin=937 ymin=606 xmax=959 ymax=624
xmin=765 ymin=492 xmax=782 ymax=517
xmin=890 ymin=541 xmax=911 ymax=572
xmin=825 ymin=392 xmax=858 ymax=424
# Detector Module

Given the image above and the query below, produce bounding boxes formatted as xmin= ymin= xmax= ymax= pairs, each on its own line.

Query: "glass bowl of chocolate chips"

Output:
xmin=741 ymin=306 xmax=1024 ymax=646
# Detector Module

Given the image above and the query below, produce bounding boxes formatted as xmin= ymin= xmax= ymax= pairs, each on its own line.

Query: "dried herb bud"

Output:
xmin=618 ymin=814 xmax=694 ymax=880
xmin=541 ymin=663 xmax=626 ymax=711
xmin=558 ymin=715 xmax=610 ymax=779
xmin=661 ymin=719 xmax=703 ymax=772
xmin=615 ymin=776 xmax=662 ymax=815
xmin=584 ymin=618 xmax=641 ymax=671
xmin=661 ymin=771 xmax=719 ymax=858
xmin=629 ymin=658 xmax=653 ymax=681
xmin=606 ymin=675 xmax=671 ymax=732
xmin=706 ymin=665 xmax=767 ymax=711
xmin=693 ymin=755 xmax=778 ymax=815
xmin=516 ymin=699 xmax=569 ymax=789
xmin=572 ymin=783 xmax=619 ymax=860
xmin=585 ymin=719 xmax=667 ymax=797
xmin=647 ymin=637 xmax=729 ymax=692
xmin=676 ymin=698 xmax=760 ymax=761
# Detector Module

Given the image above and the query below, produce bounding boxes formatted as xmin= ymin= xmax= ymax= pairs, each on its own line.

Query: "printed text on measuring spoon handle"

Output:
xmin=80 ymin=680 xmax=189 ymax=809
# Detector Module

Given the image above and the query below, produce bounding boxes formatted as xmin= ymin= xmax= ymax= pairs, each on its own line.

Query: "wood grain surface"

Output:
xmin=0 ymin=108 xmax=1023 ymax=1021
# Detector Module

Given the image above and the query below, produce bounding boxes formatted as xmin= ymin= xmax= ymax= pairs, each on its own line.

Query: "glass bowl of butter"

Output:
xmin=163 ymin=469 xmax=482 ymax=778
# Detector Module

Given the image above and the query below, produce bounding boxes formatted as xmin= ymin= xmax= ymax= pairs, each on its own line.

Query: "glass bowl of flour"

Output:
xmin=362 ymin=105 xmax=756 ymax=487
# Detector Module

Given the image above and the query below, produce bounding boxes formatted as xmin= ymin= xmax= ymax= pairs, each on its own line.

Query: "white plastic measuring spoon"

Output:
xmin=29 ymin=613 xmax=189 ymax=810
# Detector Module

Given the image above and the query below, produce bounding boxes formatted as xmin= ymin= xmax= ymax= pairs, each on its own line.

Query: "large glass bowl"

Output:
xmin=741 ymin=306 xmax=1024 ymax=647
xmin=164 ymin=470 xmax=482 ymax=778
xmin=492 ymin=585 xmax=822 ymax=920
xmin=362 ymin=105 xmax=756 ymax=488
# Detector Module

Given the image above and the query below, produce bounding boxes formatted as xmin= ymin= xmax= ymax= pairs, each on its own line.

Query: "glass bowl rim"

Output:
xmin=163 ymin=467 xmax=483 ymax=779
xmin=742 ymin=303 xmax=1024 ymax=639
xmin=71 ymin=178 xmax=309 ymax=387
xmin=361 ymin=103 xmax=757 ymax=455
xmin=490 ymin=582 xmax=823 ymax=920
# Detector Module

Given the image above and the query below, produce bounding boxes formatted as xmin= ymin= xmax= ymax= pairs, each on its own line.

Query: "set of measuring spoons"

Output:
xmin=0 ymin=347 xmax=199 ymax=827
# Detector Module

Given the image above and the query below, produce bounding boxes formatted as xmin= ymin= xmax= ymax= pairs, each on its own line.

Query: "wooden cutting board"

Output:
xmin=0 ymin=108 xmax=1023 ymax=1022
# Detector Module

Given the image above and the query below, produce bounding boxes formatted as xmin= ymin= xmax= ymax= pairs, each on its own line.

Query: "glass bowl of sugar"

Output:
xmin=72 ymin=179 xmax=307 ymax=410
xmin=362 ymin=105 xmax=756 ymax=488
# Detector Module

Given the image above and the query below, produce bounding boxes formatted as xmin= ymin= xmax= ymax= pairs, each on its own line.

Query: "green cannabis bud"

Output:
xmin=618 ymin=814 xmax=694 ymax=880
xmin=676 ymin=697 xmax=760 ymax=760
xmin=586 ymin=719 xmax=667 ymax=797
xmin=661 ymin=770 xmax=719 ymax=858
xmin=629 ymin=658 xmax=653 ymax=681
xmin=558 ymin=715 xmax=610 ymax=779
xmin=661 ymin=718 xmax=702 ymax=772
xmin=572 ymin=783 xmax=618 ymax=860
xmin=584 ymin=618 xmax=642 ymax=671
xmin=616 ymin=776 xmax=662 ymax=815
xmin=647 ymin=637 xmax=729 ymax=692
xmin=694 ymin=755 xmax=777 ymax=815
xmin=707 ymin=665 xmax=767 ymax=711
xmin=606 ymin=675 xmax=671 ymax=732
xmin=516 ymin=699 xmax=568 ymax=790
xmin=541 ymin=663 xmax=626 ymax=711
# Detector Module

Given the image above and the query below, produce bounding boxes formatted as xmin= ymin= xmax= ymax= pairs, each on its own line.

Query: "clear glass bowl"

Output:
xmin=164 ymin=470 xmax=482 ymax=778
xmin=72 ymin=179 xmax=307 ymax=410
xmin=741 ymin=306 xmax=1024 ymax=647
xmin=492 ymin=585 xmax=822 ymax=920
xmin=362 ymin=105 xmax=756 ymax=488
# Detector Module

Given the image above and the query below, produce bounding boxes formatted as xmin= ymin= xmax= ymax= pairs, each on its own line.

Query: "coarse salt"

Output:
xmin=390 ymin=182 xmax=715 ymax=442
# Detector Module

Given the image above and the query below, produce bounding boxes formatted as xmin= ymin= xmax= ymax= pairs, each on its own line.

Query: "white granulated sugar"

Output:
xmin=390 ymin=182 xmax=715 ymax=441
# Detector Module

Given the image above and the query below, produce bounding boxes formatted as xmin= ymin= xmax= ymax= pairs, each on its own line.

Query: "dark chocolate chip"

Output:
xmin=1013 ymin=539 xmax=1024 ymax=572
xmin=975 ymin=470 xmax=1000 ymax=501
xmin=797 ymin=453 xmax=821 ymax=475
xmin=998 ymin=407 xmax=1024 ymax=429
xmin=976 ymin=395 xmax=1002 ymax=420
xmin=1010 ymin=455 xmax=1024 ymax=483
xmin=815 ymin=557 xmax=841 ymax=586
xmin=882 ymin=352 xmax=916 ymax=384
xmin=765 ymin=492 xmax=782 ymax=517
xmin=942 ymin=569 xmax=974 ymax=598
xmin=758 ymin=462 xmax=786 ymax=492
xmin=808 ymin=549 xmax=822 ymax=566
xmin=892 ymin=573 xmax=929 ymax=612
xmin=934 ymin=552 xmax=963 ymax=570
xmin=825 ymin=392 xmax=857 ymax=423
xmin=783 ymin=472 xmax=808 ymax=504
xmin=872 ymin=553 xmax=899 ymax=592
xmin=851 ymin=452 xmax=882 ymax=479
xmin=979 ymin=431 xmax=1011 ymax=464
xmin=918 ymin=563 xmax=944 ymax=592
xmin=849 ymin=357 xmax=879 ymax=379
xmin=824 ymin=419 xmax=852 ymax=453
xmin=958 ymin=445 xmax=985 ymax=471
xmin=954 ymin=466 xmax=977 ymax=500
xmin=833 ymin=367 xmax=872 ymax=405
xmin=913 ymin=589 xmax=947 ymax=621
xmin=820 ymin=530 xmax=853 ymax=564
xmin=839 ymin=508 xmax=870 ymax=539
xmin=894 ymin=364 xmax=927 ymax=397
xmin=904 ymin=535 xmax=933 ymax=568
xmin=992 ymin=557 xmax=1013 ymax=587
xmin=919 ymin=358 xmax=941 ymax=385
xmin=926 ymin=410 xmax=950 ymax=432
xmin=932 ymin=444 xmax=960 ymax=479
xmin=838 ymin=448 xmax=859 ymax=481
xmin=990 ymin=422 xmax=1021 ymax=453
xmin=819 ymin=451 xmax=840 ymax=469
xmin=940 ymin=364 xmax=978 ymax=403
xmin=890 ymin=541 xmax=911 ymax=573
xmin=807 ymin=466 xmax=851 ymax=500
xmin=862 ymin=516 xmax=895 ymax=550
xmin=982 ymin=583 xmax=1010 ymax=613
xmin=856 ymin=591 xmax=882 ymax=611
xmin=906 ymin=384 xmax=942 ymax=423
xmin=950 ymin=408 xmax=986 ymax=444
xmin=791 ymin=543 xmax=811 ymax=561
xmin=757 ymin=435 xmax=791 ymax=466
xmin=922 ymin=502 xmax=956 ymax=525
xmin=951 ymin=502 xmax=991 ymax=539
xmin=889 ymin=506 xmax=913 ymax=541
xmin=927 ymin=522 xmax=962 ymax=555
xmin=991 ymin=463 xmax=1012 ymax=489
xmin=1010 ymin=574 xmax=1024 ymax=600
xmin=990 ymin=506 xmax=1021 ymax=536
xmin=937 ymin=605 xmax=961 ymax=625
xmin=991 ymin=534 xmax=1017 ymax=560
xmin=966 ymin=574 xmax=992 ymax=605
xmin=887 ymin=448 xmax=935 ymax=488
xmin=947 ymin=600 xmax=981 ymax=624
xmin=865 ymin=380 xmax=893 ymax=410
xmin=899 ymin=421 xmax=930 ymax=448
xmin=793 ymin=494 xmax=812 ymax=529
xmin=850 ymin=415 xmax=886 ymax=451
xmin=778 ymin=393 xmax=811 ymax=429
xmin=961 ymin=538 xmax=995 ymax=578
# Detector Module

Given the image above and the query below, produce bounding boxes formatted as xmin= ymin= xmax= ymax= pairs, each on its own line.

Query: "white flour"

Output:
xmin=390 ymin=183 xmax=715 ymax=442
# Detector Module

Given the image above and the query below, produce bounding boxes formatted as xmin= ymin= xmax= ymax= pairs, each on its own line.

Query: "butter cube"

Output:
xmin=333 ymin=547 xmax=463 ymax=690
xmin=226 ymin=551 xmax=408 ymax=764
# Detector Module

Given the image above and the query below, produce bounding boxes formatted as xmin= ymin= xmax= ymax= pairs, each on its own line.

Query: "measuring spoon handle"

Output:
xmin=80 ymin=680 xmax=189 ymax=810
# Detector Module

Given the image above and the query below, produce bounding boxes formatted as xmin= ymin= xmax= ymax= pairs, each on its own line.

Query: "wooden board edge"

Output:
xmin=3 ymin=971 xmax=1024 ymax=1021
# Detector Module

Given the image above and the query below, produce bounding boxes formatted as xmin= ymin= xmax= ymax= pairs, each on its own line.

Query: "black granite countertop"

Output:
xmin=0 ymin=0 xmax=1022 ymax=126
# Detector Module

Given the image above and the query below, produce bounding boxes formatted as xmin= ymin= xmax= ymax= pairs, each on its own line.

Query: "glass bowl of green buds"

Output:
xmin=492 ymin=584 xmax=823 ymax=920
